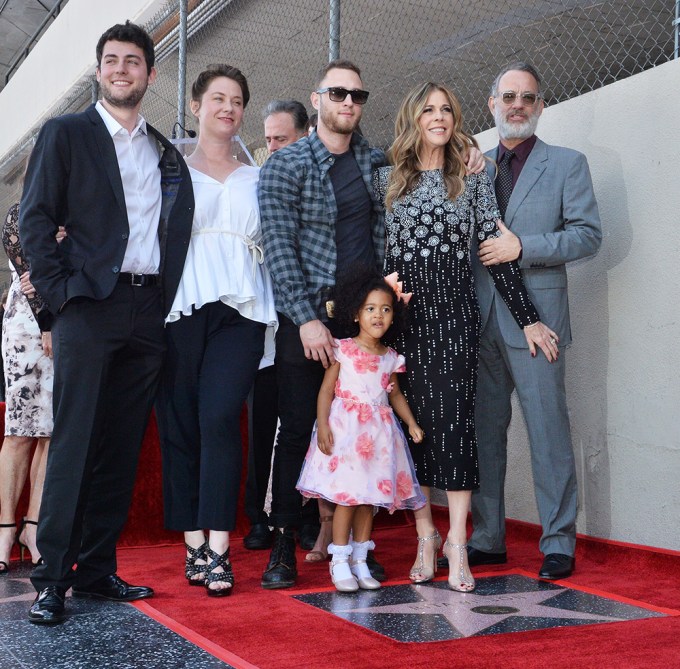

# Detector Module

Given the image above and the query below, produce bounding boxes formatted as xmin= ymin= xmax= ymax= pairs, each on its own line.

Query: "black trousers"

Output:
xmin=32 ymin=284 xmax=165 ymax=591
xmin=156 ymin=301 xmax=265 ymax=532
xmin=271 ymin=314 xmax=346 ymax=528
xmin=245 ymin=364 xmax=319 ymax=527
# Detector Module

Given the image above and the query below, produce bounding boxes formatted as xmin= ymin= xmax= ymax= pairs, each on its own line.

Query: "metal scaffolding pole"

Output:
xmin=176 ymin=0 xmax=189 ymax=138
xmin=329 ymin=0 xmax=340 ymax=61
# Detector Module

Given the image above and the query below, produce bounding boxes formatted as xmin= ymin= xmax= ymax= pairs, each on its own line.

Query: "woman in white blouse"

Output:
xmin=156 ymin=65 xmax=276 ymax=597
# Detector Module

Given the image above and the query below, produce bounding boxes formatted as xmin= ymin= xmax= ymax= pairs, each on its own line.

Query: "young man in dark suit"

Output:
xmin=19 ymin=21 xmax=194 ymax=625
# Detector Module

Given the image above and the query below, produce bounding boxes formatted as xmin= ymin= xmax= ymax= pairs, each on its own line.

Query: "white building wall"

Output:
xmin=475 ymin=58 xmax=680 ymax=551
xmin=0 ymin=0 xmax=167 ymax=159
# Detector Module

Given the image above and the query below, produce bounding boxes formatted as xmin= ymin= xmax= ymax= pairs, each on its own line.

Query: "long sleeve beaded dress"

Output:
xmin=374 ymin=167 xmax=539 ymax=490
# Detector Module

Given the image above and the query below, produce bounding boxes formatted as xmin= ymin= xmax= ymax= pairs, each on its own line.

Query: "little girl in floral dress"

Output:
xmin=296 ymin=269 xmax=426 ymax=592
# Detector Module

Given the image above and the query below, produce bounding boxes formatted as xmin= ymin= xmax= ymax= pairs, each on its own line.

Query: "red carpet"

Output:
xmin=5 ymin=405 xmax=680 ymax=667
xmin=116 ymin=511 xmax=680 ymax=669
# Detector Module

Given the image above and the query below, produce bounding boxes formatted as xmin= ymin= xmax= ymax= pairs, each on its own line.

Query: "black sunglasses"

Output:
xmin=316 ymin=87 xmax=370 ymax=105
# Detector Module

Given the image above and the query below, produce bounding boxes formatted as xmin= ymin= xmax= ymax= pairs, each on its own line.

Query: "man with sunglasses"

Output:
xmin=259 ymin=59 xmax=486 ymax=589
xmin=468 ymin=62 xmax=602 ymax=579
xmin=258 ymin=60 xmax=384 ymax=589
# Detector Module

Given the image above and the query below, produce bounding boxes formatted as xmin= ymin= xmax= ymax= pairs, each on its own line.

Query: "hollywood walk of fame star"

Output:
xmin=341 ymin=582 xmax=624 ymax=637
xmin=295 ymin=575 xmax=666 ymax=642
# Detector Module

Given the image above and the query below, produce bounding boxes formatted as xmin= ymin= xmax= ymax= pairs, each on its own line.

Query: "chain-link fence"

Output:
xmin=0 ymin=0 xmax=676 ymax=283
xmin=142 ymin=0 xmax=675 ymax=157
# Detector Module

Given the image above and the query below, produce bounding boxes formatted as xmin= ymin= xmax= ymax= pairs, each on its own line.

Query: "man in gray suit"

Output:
xmin=469 ymin=62 xmax=602 ymax=579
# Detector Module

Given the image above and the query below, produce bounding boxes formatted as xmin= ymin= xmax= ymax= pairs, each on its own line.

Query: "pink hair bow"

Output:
xmin=384 ymin=272 xmax=412 ymax=305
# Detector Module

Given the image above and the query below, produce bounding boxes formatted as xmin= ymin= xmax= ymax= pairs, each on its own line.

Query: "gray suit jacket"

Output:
xmin=472 ymin=137 xmax=602 ymax=348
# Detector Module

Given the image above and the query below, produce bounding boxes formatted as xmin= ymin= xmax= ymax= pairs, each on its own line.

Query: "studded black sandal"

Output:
xmin=185 ymin=541 xmax=208 ymax=586
xmin=204 ymin=546 xmax=234 ymax=597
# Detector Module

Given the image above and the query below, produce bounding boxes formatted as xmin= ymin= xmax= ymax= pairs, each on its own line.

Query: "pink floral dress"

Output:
xmin=296 ymin=338 xmax=425 ymax=512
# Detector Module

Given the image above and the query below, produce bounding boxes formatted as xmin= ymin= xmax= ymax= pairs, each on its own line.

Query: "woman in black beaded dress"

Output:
xmin=373 ymin=82 xmax=558 ymax=592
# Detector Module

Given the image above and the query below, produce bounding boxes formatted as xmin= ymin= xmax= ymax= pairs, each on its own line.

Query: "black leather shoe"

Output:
xmin=244 ymin=523 xmax=273 ymax=550
xmin=437 ymin=546 xmax=507 ymax=569
xmin=28 ymin=586 xmax=66 ymax=625
xmin=261 ymin=527 xmax=297 ymax=589
xmin=72 ymin=574 xmax=154 ymax=601
xmin=298 ymin=523 xmax=320 ymax=551
xmin=366 ymin=550 xmax=386 ymax=582
xmin=539 ymin=553 xmax=574 ymax=580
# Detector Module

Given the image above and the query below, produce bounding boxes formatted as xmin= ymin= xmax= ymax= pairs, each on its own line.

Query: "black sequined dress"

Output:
xmin=374 ymin=167 xmax=538 ymax=490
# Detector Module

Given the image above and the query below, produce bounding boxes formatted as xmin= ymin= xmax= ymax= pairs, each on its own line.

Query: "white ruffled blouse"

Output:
xmin=167 ymin=165 xmax=277 ymax=339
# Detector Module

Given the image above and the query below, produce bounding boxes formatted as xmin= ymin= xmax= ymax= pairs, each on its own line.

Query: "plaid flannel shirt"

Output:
xmin=258 ymin=130 xmax=386 ymax=326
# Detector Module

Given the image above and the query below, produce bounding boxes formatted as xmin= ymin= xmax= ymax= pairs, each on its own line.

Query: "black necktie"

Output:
xmin=495 ymin=150 xmax=515 ymax=219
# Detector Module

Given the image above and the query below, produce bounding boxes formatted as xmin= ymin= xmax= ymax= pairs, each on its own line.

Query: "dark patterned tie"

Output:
xmin=495 ymin=150 xmax=515 ymax=219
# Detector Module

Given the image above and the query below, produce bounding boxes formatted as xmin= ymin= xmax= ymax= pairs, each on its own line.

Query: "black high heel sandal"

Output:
xmin=185 ymin=541 xmax=208 ymax=586
xmin=17 ymin=519 xmax=39 ymax=564
xmin=0 ymin=523 xmax=16 ymax=575
xmin=204 ymin=546 xmax=234 ymax=597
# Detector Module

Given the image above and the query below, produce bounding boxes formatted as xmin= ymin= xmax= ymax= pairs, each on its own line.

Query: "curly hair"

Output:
xmin=385 ymin=81 xmax=478 ymax=211
xmin=333 ymin=266 xmax=409 ymax=338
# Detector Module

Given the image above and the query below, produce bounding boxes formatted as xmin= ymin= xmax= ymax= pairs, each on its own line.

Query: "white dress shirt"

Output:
xmin=95 ymin=101 xmax=161 ymax=274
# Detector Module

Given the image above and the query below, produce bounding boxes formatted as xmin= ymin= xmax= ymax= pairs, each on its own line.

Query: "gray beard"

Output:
xmin=494 ymin=107 xmax=540 ymax=141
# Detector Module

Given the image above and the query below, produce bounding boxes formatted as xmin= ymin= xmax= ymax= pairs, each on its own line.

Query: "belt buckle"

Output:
xmin=130 ymin=273 xmax=144 ymax=287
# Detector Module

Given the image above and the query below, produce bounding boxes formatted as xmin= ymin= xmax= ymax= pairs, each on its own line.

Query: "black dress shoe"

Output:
xmin=244 ymin=522 xmax=273 ymax=550
xmin=72 ymin=574 xmax=154 ymax=601
xmin=28 ymin=586 xmax=66 ymax=625
xmin=539 ymin=553 xmax=574 ymax=580
xmin=261 ymin=527 xmax=297 ymax=589
xmin=437 ymin=546 xmax=507 ymax=569
xmin=298 ymin=523 xmax=320 ymax=551
xmin=366 ymin=551 xmax=386 ymax=582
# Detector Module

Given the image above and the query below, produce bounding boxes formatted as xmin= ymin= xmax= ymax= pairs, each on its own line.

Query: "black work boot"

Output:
xmin=261 ymin=527 xmax=297 ymax=589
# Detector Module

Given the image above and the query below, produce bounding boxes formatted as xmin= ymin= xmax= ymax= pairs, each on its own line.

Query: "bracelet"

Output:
xmin=524 ymin=321 xmax=540 ymax=330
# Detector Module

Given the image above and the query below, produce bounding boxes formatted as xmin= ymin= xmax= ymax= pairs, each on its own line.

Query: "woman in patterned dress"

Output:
xmin=0 ymin=203 xmax=54 ymax=573
xmin=373 ymin=82 xmax=558 ymax=591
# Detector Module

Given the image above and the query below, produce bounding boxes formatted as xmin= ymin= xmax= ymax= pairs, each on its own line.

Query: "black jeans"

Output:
xmin=269 ymin=314 xmax=327 ymax=528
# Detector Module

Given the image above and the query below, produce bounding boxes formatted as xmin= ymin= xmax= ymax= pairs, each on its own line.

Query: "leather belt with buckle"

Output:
xmin=117 ymin=272 xmax=160 ymax=287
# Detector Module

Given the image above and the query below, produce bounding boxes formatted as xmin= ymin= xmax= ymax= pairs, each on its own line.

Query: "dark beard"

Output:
xmin=101 ymin=83 xmax=147 ymax=109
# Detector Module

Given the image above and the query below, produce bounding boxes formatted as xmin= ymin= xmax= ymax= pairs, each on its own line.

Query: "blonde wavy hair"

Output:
xmin=385 ymin=82 xmax=478 ymax=211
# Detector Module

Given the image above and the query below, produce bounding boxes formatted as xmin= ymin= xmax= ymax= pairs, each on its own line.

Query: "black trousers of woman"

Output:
xmin=157 ymin=301 xmax=265 ymax=532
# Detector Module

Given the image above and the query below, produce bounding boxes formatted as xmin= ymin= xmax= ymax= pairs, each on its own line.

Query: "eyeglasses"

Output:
xmin=316 ymin=87 xmax=370 ymax=105
xmin=497 ymin=91 xmax=542 ymax=106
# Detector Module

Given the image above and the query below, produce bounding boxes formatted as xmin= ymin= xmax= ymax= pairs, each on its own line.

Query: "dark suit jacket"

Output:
xmin=19 ymin=104 xmax=194 ymax=316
